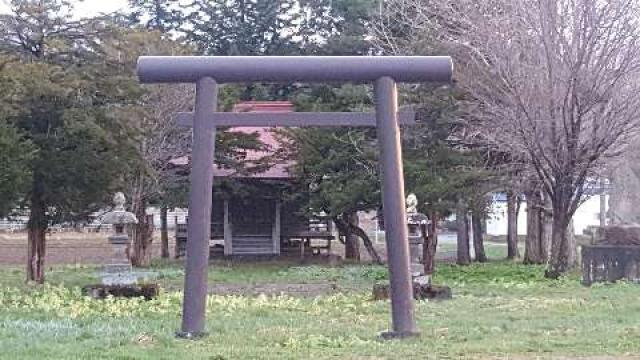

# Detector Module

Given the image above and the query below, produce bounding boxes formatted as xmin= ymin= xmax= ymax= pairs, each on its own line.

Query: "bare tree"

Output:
xmin=126 ymin=82 xmax=193 ymax=266
xmin=104 ymin=29 xmax=194 ymax=266
xmin=374 ymin=0 xmax=640 ymax=277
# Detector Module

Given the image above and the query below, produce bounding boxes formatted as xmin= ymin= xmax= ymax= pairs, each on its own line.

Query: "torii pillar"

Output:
xmin=137 ymin=56 xmax=453 ymax=339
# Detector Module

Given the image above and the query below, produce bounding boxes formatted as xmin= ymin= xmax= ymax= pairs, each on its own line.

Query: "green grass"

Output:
xmin=144 ymin=259 xmax=390 ymax=293
xmin=1 ymin=261 xmax=640 ymax=359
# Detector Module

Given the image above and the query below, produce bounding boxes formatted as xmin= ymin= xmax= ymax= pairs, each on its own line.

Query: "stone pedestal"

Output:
xmin=108 ymin=234 xmax=129 ymax=262
xmin=407 ymin=219 xmax=426 ymax=277
xmin=102 ymin=234 xmax=134 ymax=285
xmin=408 ymin=236 xmax=423 ymax=277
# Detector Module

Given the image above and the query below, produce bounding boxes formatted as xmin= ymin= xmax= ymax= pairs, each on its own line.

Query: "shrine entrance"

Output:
xmin=137 ymin=56 xmax=453 ymax=339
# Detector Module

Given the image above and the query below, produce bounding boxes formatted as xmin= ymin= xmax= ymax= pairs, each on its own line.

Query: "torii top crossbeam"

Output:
xmin=137 ymin=56 xmax=453 ymax=84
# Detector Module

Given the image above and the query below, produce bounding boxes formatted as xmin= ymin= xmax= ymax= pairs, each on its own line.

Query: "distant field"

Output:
xmin=0 ymin=232 xmax=172 ymax=264
xmin=1 ymin=230 xmax=517 ymax=266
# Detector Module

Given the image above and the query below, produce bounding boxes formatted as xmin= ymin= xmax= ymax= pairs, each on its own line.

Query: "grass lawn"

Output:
xmin=437 ymin=241 xmax=514 ymax=259
xmin=1 ymin=258 xmax=639 ymax=359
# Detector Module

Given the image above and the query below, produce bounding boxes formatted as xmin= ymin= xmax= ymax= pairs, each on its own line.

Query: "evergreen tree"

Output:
xmin=0 ymin=0 xmax=137 ymax=282
xmin=299 ymin=0 xmax=375 ymax=55
xmin=0 ymin=60 xmax=136 ymax=283
xmin=403 ymin=85 xmax=491 ymax=265
xmin=277 ymin=0 xmax=380 ymax=261
xmin=0 ymin=0 xmax=107 ymax=63
xmin=284 ymin=84 xmax=383 ymax=262
xmin=185 ymin=0 xmax=301 ymax=56
xmin=128 ymin=0 xmax=184 ymax=33
xmin=0 ymin=122 xmax=35 ymax=218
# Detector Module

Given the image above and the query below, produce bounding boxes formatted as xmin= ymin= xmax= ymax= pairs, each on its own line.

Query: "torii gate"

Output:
xmin=137 ymin=56 xmax=453 ymax=339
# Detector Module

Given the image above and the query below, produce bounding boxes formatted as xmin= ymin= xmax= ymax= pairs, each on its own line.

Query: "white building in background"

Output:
xmin=486 ymin=193 xmax=608 ymax=236
xmin=1 ymin=208 xmax=189 ymax=232
xmin=485 ymin=193 xmax=527 ymax=236
xmin=145 ymin=207 xmax=189 ymax=230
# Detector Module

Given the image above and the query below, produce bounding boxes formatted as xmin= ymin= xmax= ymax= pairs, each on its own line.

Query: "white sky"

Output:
xmin=0 ymin=0 xmax=130 ymax=17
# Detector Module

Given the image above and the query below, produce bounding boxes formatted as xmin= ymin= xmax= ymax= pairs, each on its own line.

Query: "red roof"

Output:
xmin=212 ymin=101 xmax=294 ymax=179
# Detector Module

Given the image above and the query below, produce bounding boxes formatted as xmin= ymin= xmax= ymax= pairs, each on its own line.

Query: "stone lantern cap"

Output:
xmin=101 ymin=192 xmax=138 ymax=225
xmin=406 ymin=193 xmax=429 ymax=224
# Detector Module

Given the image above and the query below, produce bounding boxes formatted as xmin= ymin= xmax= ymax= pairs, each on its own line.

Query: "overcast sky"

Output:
xmin=0 ymin=0 xmax=130 ymax=17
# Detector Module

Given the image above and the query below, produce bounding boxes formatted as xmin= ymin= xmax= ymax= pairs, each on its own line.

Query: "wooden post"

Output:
xmin=160 ymin=205 xmax=170 ymax=259
xmin=272 ymin=201 xmax=281 ymax=255
xmin=179 ymin=77 xmax=217 ymax=338
xmin=174 ymin=215 xmax=180 ymax=259
xmin=223 ymin=199 xmax=232 ymax=256
xmin=599 ymin=178 xmax=607 ymax=228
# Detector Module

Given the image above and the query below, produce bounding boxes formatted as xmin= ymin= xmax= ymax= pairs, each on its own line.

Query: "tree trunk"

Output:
xmin=540 ymin=215 xmax=552 ymax=263
xmin=343 ymin=212 xmax=361 ymax=261
xmin=26 ymin=191 xmax=47 ymax=283
xmin=160 ymin=205 xmax=169 ymax=259
xmin=349 ymin=223 xmax=383 ymax=265
xmin=456 ymin=201 xmax=471 ymax=265
xmin=540 ymin=194 xmax=552 ymax=263
xmin=546 ymin=208 xmax=572 ymax=279
xmin=130 ymin=198 xmax=154 ymax=267
xmin=524 ymin=190 xmax=543 ymax=264
xmin=423 ymin=212 xmax=439 ymax=275
xmin=566 ymin=219 xmax=577 ymax=267
xmin=333 ymin=213 xmax=381 ymax=264
xmin=506 ymin=191 xmax=520 ymax=259
xmin=472 ymin=208 xmax=487 ymax=262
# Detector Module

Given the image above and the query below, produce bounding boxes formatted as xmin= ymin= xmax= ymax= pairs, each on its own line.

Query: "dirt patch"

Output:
xmin=208 ymin=282 xmax=340 ymax=297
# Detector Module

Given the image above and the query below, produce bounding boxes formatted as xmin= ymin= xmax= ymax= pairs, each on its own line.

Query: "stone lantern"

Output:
xmin=83 ymin=192 xmax=159 ymax=299
xmin=406 ymin=193 xmax=429 ymax=276
xmin=372 ymin=193 xmax=451 ymax=302
xmin=100 ymin=192 xmax=138 ymax=285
